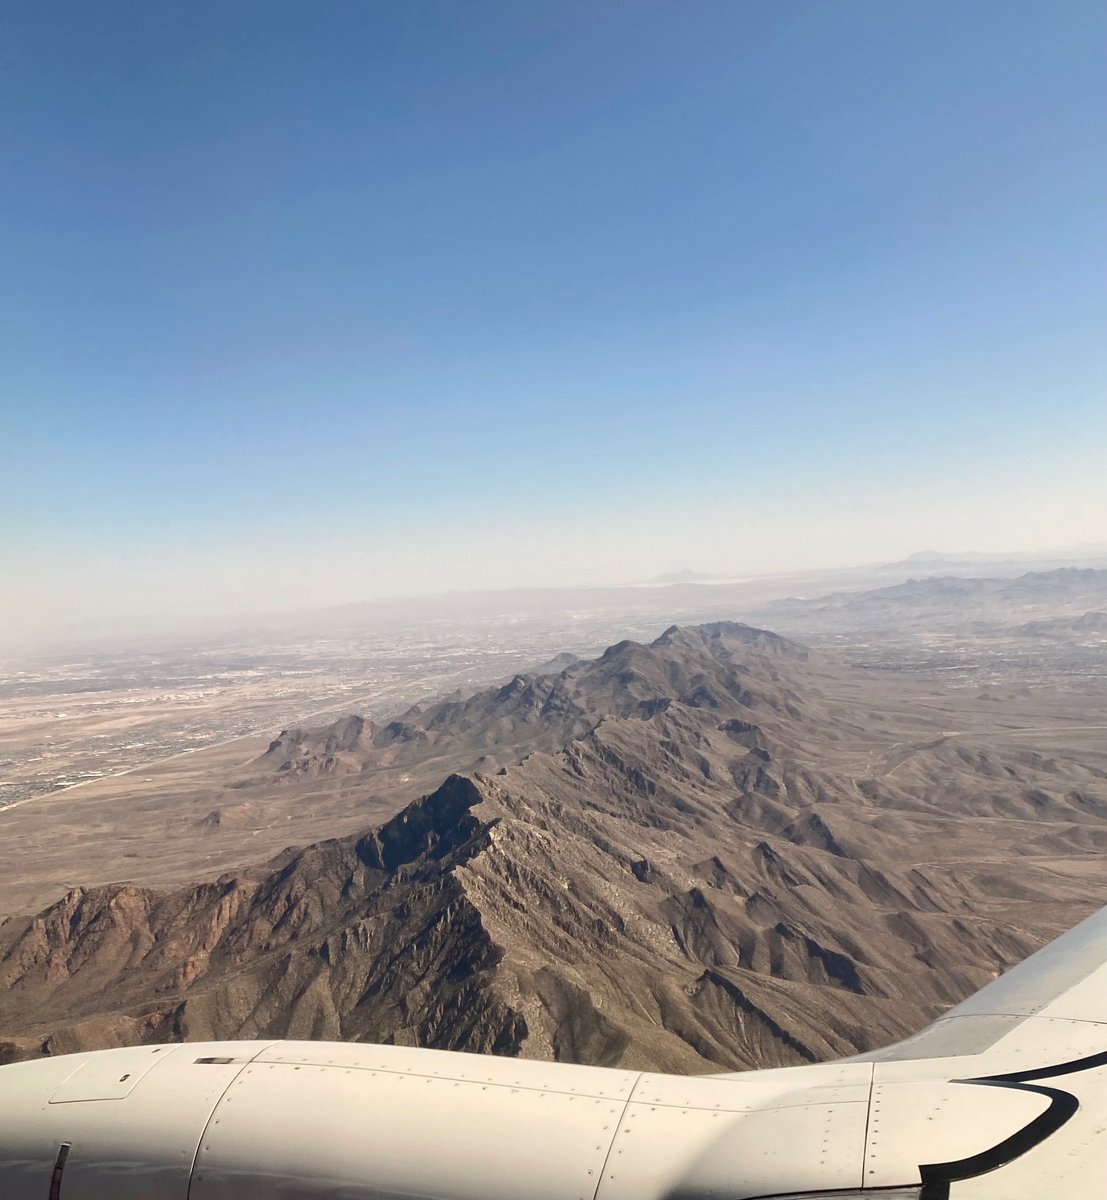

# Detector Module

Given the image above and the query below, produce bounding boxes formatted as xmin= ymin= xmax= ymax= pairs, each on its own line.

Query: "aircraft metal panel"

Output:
xmin=0 ymin=1042 xmax=271 ymax=1200
xmin=1036 ymin=963 xmax=1107 ymax=1023
xmin=49 ymin=1043 xmax=177 ymax=1103
xmin=597 ymin=1095 xmax=869 ymax=1200
xmin=862 ymin=1079 xmax=1051 ymax=1191
xmin=629 ymin=1069 xmax=870 ymax=1111
xmin=190 ymin=1059 xmax=626 ymax=1200
xmin=942 ymin=1060 xmax=1107 ymax=1199
xmin=709 ymin=1061 xmax=876 ymax=1087
xmin=256 ymin=1039 xmax=640 ymax=1099
xmin=0 ymin=1055 xmax=102 ymax=1196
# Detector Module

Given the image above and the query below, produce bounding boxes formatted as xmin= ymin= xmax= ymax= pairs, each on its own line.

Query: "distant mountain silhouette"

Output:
xmin=767 ymin=568 xmax=1107 ymax=634
xmin=1014 ymin=610 xmax=1107 ymax=638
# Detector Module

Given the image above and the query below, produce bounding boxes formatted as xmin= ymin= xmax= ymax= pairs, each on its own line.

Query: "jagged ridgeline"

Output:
xmin=2 ymin=623 xmax=1105 ymax=1069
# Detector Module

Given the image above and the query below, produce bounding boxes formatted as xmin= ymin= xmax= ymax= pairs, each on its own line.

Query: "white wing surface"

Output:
xmin=0 ymin=903 xmax=1103 ymax=1199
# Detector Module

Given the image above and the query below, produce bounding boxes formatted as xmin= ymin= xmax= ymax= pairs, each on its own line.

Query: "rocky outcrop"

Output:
xmin=259 ymin=714 xmax=376 ymax=778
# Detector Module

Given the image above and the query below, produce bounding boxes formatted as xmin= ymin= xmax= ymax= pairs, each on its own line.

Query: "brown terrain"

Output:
xmin=1 ymin=621 xmax=1105 ymax=1071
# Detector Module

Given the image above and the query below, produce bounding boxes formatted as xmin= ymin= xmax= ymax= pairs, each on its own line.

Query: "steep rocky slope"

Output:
xmin=1 ymin=623 xmax=1104 ymax=1070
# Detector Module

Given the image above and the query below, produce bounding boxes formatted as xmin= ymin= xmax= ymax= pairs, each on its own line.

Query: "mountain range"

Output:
xmin=1 ymin=622 xmax=1103 ymax=1070
xmin=764 ymin=567 xmax=1107 ymax=633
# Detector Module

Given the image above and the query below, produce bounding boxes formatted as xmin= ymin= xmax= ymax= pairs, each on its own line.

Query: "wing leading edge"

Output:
xmin=855 ymin=900 xmax=1107 ymax=1066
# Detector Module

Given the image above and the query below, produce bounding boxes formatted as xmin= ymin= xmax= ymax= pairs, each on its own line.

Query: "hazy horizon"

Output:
xmin=4 ymin=3 xmax=1105 ymax=648
xmin=6 ymin=533 xmax=1107 ymax=659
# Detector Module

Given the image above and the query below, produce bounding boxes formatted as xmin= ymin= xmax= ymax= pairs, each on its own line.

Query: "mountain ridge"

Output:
xmin=1 ymin=621 xmax=1103 ymax=1070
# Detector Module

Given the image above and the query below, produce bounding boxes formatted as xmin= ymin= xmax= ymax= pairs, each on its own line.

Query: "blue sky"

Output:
xmin=3 ymin=2 xmax=1106 ymax=636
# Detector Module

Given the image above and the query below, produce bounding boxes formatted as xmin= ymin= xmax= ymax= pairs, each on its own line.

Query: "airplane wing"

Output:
xmin=0 ymin=903 xmax=1103 ymax=1199
xmin=844 ymin=901 xmax=1107 ymax=1199
xmin=858 ymin=899 xmax=1107 ymax=1065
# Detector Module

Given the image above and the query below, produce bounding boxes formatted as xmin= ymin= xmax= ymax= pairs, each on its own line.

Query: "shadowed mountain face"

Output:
xmin=1 ymin=622 xmax=1104 ymax=1070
